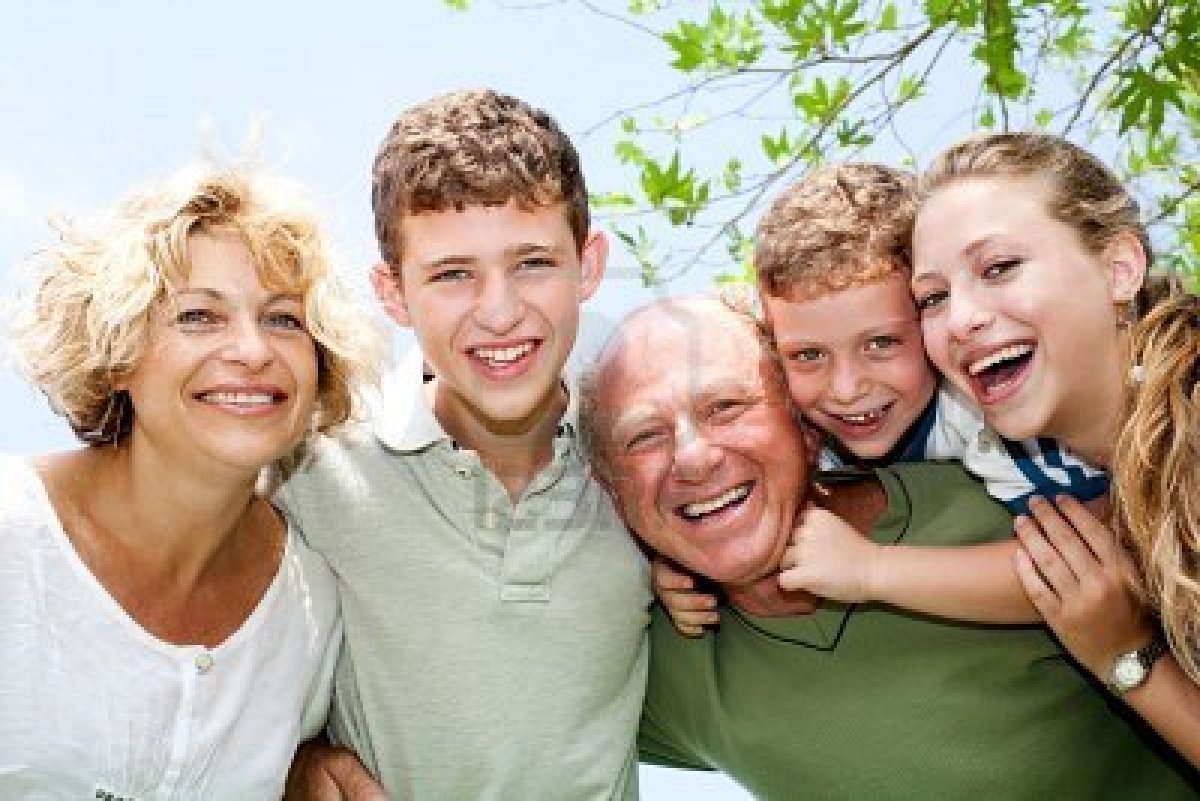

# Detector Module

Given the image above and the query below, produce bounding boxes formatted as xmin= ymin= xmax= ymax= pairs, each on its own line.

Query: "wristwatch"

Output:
xmin=1106 ymin=633 xmax=1170 ymax=695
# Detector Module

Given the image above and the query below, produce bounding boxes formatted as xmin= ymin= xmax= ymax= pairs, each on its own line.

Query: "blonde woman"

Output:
xmin=910 ymin=131 xmax=1200 ymax=766
xmin=1 ymin=165 xmax=377 ymax=797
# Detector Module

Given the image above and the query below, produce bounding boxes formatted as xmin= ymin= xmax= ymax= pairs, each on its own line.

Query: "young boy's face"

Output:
xmin=761 ymin=271 xmax=938 ymax=460
xmin=373 ymin=199 xmax=605 ymax=434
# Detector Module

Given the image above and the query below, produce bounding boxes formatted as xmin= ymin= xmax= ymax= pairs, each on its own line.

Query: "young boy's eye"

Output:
xmin=173 ymin=308 xmax=221 ymax=329
xmin=865 ymin=335 xmax=901 ymax=353
xmin=982 ymin=258 xmax=1020 ymax=279
xmin=788 ymin=347 xmax=825 ymax=365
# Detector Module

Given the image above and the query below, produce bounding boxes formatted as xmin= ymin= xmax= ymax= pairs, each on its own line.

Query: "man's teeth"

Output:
xmin=474 ymin=342 xmax=535 ymax=363
xmin=199 ymin=391 xmax=276 ymax=405
xmin=968 ymin=344 xmax=1033 ymax=376
xmin=681 ymin=483 xmax=751 ymax=519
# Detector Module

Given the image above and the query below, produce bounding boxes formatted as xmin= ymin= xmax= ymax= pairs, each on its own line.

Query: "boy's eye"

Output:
xmin=982 ymin=258 xmax=1020 ymax=279
xmin=173 ymin=308 xmax=221 ymax=328
xmin=915 ymin=291 xmax=948 ymax=314
xmin=518 ymin=257 xmax=554 ymax=272
xmin=264 ymin=311 xmax=307 ymax=332
xmin=788 ymin=347 xmax=825 ymax=365
xmin=865 ymin=335 xmax=901 ymax=352
xmin=431 ymin=268 xmax=471 ymax=283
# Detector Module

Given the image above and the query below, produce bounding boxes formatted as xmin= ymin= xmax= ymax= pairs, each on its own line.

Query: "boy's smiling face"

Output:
xmin=762 ymin=271 xmax=938 ymax=460
xmin=374 ymin=199 xmax=605 ymax=437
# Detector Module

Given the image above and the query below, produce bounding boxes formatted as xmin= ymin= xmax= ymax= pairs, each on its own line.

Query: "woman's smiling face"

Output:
xmin=910 ymin=175 xmax=1142 ymax=450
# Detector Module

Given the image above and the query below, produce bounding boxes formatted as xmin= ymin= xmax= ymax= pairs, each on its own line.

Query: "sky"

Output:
xmin=0 ymin=2 xmax=990 ymax=797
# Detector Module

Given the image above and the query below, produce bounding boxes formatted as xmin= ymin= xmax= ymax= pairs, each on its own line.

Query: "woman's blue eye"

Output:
xmin=265 ymin=312 xmax=306 ymax=331
xmin=174 ymin=308 xmax=219 ymax=327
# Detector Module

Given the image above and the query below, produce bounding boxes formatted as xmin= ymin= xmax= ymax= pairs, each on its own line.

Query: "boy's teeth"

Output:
xmin=837 ymin=409 xmax=883 ymax=424
xmin=968 ymin=344 xmax=1033 ymax=375
xmin=200 ymin=391 xmax=275 ymax=405
xmin=681 ymin=483 xmax=751 ymax=519
xmin=475 ymin=342 xmax=534 ymax=363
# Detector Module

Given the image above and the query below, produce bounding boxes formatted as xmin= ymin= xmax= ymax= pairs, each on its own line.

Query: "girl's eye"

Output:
xmin=983 ymin=258 xmax=1020 ymax=279
xmin=174 ymin=308 xmax=220 ymax=328
xmin=865 ymin=335 xmax=901 ymax=352
xmin=264 ymin=312 xmax=307 ymax=332
xmin=915 ymin=291 xmax=948 ymax=314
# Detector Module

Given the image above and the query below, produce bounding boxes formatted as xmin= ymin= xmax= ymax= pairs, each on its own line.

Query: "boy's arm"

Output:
xmin=779 ymin=506 xmax=1039 ymax=623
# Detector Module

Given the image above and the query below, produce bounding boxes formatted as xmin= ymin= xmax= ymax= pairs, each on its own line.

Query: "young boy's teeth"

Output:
xmin=475 ymin=342 xmax=534 ymax=364
xmin=200 ymin=391 xmax=276 ymax=405
xmin=968 ymin=344 xmax=1033 ymax=376
xmin=682 ymin=483 xmax=750 ymax=519
xmin=839 ymin=410 xmax=881 ymax=424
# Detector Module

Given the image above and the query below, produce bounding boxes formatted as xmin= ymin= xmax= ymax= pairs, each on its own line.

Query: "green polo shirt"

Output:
xmin=280 ymin=350 xmax=651 ymax=800
xmin=639 ymin=463 xmax=1198 ymax=799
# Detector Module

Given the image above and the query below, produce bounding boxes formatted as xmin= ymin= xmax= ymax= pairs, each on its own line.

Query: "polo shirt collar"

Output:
xmin=372 ymin=344 xmax=581 ymax=454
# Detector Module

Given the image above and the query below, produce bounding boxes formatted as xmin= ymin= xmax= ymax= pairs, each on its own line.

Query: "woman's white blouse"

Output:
xmin=0 ymin=456 xmax=341 ymax=800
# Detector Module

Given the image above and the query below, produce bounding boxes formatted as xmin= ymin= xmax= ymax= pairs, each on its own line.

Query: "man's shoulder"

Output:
xmin=880 ymin=462 xmax=1012 ymax=546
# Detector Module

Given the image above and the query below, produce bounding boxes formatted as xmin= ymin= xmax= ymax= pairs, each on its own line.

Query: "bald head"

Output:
xmin=581 ymin=293 xmax=810 ymax=586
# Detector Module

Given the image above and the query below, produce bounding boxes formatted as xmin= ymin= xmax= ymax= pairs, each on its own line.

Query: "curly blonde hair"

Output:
xmin=371 ymin=88 xmax=589 ymax=268
xmin=1115 ymin=288 xmax=1200 ymax=681
xmin=10 ymin=164 xmax=380 ymax=445
xmin=755 ymin=163 xmax=916 ymax=299
xmin=921 ymin=132 xmax=1200 ymax=677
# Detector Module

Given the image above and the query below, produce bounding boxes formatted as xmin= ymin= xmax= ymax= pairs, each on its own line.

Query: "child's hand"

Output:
xmin=778 ymin=505 xmax=880 ymax=603
xmin=1014 ymin=494 xmax=1155 ymax=679
xmin=652 ymin=556 xmax=719 ymax=637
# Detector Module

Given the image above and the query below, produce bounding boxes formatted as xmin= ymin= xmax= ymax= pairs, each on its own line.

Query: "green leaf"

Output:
xmin=979 ymin=106 xmax=996 ymax=128
xmin=1034 ymin=108 xmax=1054 ymax=127
xmin=880 ymin=3 xmax=898 ymax=31
xmin=442 ymin=0 xmax=470 ymax=9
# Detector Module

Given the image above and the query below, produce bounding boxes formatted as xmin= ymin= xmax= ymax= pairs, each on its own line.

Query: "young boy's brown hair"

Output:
xmin=370 ymin=88 xmax=590 ymax=268
xmin=755 ymin=163 xmax=916 ymax=298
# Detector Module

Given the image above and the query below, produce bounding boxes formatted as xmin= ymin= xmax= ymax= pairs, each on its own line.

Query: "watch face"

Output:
xmin=1112 ymin=652 xmax=1145 ymax=691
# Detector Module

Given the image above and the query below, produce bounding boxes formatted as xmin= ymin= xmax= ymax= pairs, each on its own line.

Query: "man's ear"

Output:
xmin=370 ymin=262 xmax=411 ymax=328
xmin=1102 ymin=229 xmax=1147 ymax=304
xmin=578 ymin=229 xmax=608 ymax=302
xmin=798 ymin=419 xmax=823 ymax=469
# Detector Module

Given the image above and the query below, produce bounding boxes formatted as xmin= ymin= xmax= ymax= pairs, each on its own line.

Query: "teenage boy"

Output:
xmin=280 ymin=89 xmax=650 ymax=800
xmin=659 ymin=163 xmax=1109 ymax=633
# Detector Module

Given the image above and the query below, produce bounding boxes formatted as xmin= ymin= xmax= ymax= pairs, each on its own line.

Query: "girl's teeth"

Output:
xmin=968 ymin=344 xmax=1033 ymax=375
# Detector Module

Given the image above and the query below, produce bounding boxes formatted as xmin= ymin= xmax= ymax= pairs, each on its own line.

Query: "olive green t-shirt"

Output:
xmin=640 ymin=463 xmax=1198 ymax=799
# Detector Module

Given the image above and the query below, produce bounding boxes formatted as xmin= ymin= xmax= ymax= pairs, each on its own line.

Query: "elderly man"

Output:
xmin=583 ymin=295 xmax=1197 ymax=799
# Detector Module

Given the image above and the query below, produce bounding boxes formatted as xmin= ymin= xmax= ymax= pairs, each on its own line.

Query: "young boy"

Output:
xmin=660 ymin=163 xmax=1109 ymax=632
xmin=279 ymin=89 xmax=650 ymax=799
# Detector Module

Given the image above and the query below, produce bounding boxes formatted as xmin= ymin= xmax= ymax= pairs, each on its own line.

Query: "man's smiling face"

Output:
xmin=593 ymin=298 xmax=809 ymax=588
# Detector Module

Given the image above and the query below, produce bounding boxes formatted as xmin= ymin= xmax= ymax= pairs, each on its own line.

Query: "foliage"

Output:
xmin=449 ymin=0 xmax=1200 ymax=290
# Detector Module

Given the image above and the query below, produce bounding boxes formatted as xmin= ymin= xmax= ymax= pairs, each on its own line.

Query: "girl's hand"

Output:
xmin=1014 ymin=494 xmax=1155 ymax=679
xmin=652 ymin=556 xmax=719 ymax=637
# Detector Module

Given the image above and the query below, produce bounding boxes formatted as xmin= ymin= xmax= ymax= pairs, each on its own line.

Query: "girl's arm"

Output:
xmin=1014 ymin=494 xmax=1200 ymax=767
xmin=778 ymin=505 xmax=1039 ymax=623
